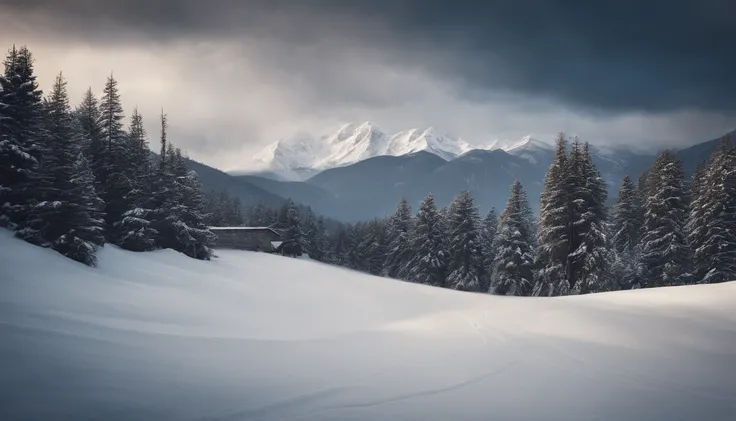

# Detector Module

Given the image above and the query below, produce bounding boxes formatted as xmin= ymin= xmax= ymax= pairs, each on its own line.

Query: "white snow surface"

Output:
xmin=1 ymin=230 xmax=736 ymax=421
xmin=251 ymin=122 xmax=545 ymax=180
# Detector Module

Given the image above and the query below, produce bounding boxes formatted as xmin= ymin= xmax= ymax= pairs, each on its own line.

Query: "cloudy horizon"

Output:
xmin=1 ymin=0 xmax=734 ymax=172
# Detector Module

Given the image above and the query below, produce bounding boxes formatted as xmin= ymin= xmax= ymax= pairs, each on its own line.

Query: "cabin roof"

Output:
xmin=209 ymin=226 xmax=282 ymax=236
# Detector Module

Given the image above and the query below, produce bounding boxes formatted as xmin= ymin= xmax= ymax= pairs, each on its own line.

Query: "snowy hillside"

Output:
xmin=2 ymin=231 xmax=735 ymax=421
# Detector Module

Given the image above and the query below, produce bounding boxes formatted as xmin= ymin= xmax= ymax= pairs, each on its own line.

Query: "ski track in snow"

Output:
xmin=310 ymin=361 xmax=520 ymax=415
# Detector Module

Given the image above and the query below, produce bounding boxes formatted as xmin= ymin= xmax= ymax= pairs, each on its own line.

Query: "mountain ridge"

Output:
xmin=249 ymin=121 xmax=541 ymax=180
xmin=197 ymin=127 xmax=735 ymax=222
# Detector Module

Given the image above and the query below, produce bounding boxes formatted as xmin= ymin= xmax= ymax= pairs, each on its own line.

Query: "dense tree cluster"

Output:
xmin=247 ymin=133 xmax=734 ymax=297
xmin=1 ymin=45 xmax=215 ymax=265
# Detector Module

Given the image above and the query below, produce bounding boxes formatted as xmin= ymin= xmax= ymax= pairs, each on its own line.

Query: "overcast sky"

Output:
xmin=1 ymin=0 xmax=734 ymax=171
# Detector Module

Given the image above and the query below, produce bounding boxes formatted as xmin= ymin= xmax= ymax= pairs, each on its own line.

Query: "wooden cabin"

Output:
xmin=209 ymin=227 xmax=283 ymax=252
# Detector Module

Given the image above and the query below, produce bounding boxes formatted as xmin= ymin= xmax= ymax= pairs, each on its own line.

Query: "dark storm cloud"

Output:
xmin=3 ymin=0 xmax=735 ymax=114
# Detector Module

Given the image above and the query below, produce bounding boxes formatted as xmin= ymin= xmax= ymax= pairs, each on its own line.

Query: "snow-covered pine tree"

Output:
xmin=276 ymin=201 xmax=290 ymax=230
xmin=316 ymin=215 xmax=331 ymax=262
xmin=342 ymin=223 xmax=362 ymax=269
xmin=205 ymin=191 xmax=229 ymax=226
xmin=75 ymin=88 xmax=105 ymax=192
xmin=282 ymin=200 xmax=304 ymax=257
xmin=167 ymin=148 xmax=216 ymax=259
xmin=127 ymin=107 xmax=152 ymax=180
xmin=684 ymin=159 xmax=709 ymax=281
xmin=534 ymin=134 xmax=570 ymax=296
xmin=406 ymin=193 xmax=448 ymax=286
xmin=611 ymin=176 xmax=644 ymax=289
xmin=303 ymin=207 xmax=321 ymax=260
xmin=359 ymin=219 xmax=388 ymax=274
xmin=74 ymin=88 xmax=105 ymax=225
xmin=16 ymin=73 xmax=104 ymax=265
xmin=640 ymin=150 xmax=692 ymax=287
xmin=687 ymin=138 xmax=736 ymax=283
xmin=479 ymin=207 xmax=498 ymax=291
xmin=150 ymin=110 xmax=176 ymax=249
xmin=116 ymin=108 xmax=157 ymax=251
xmin=491 ymin=180 xmax=535 ymax=295
xmin=224 ymin=196 xmax=243 ymax=225
xmin=302 ymin=208 xmax=329 ymax=262
xmin=99 ymin=74 xmax=134 ymax=243
xmin=158 ymin=109 xmax=168 ymax=171
xmin=570 ymin=142 xmax=613 ymax=294
xmin=382 ymin=198 xmax=414 ymax=280
xmin=0 ymin=45 xmax=42 ymax=227
xmin=445 ymin=190 xmax=486 ymax=292
xmin=332 ymin=223 xmax=350 ymax=266
xmin=249 ymin=202 xmax=272 ymax=227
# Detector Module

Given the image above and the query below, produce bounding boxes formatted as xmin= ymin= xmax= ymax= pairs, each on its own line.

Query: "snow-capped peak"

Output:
xmin=501 ymin=136 xmax=553 ymax=165
xmin=314 ymin=121 xmax=390 ymax=170
xmin=387 ymin=127 xmax=472 ymax=161
xmin=502 ymin=135 xmax=553 ymax=152
xmin=250 ymin=126 xmax=553 ymax=180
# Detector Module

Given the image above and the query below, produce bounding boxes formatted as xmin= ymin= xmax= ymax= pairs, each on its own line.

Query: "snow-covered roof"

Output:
xmin=209 ymin=226 xmax=271 ymax=230
xmin=209 ymin=226 xmax=281 ymax=236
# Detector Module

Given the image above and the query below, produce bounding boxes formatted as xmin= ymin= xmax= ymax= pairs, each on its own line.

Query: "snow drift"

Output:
xmin=1 ymin=230 xmax=735 ymax=421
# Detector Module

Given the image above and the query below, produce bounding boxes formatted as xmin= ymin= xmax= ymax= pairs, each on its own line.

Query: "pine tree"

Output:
xmin=406 ymin=193 xmax=448 ymax=286
xmin=317 ymin=215 xmax=331 ymax=262
xmin=167 ymin=148 xmax=216 ymax=259
xmin=225 ymin=196 xmax=243 ymax=225
xmin=0 ymin=45 xmax=42 ymax=227
xmin=491 ymin=180 xmax=535 ymax=295
xmin=359 ymin=219 xmax=388 ymax=274
xmin=534 ymin=134 xmax=571 ymax=296
xmin=16 ymin=73 xmax=104 ymax=265
xmin=571 ymin=142 xmax=613 ymax=294
xmin=687 ymin=139 xmax=736 ymax=283
xmin=99 ymin=74 xmax=134 ymax=243
xmin=382 ymin=198 xmax=414 ymax=279
xmin=479 ymin=207 xmax=498 ymax=291
xmin=76 ymin=88 xmax=104 ymax=190
xmin=640 ymin=151 xmax=692 ymax=287
xmin=611 ymin=176 xmax=644 ymax=289
xmin=445 ymin=190 xmax=486 ymax=292
xmin=282 ymin=200 xmax=304 ymax=257
xmin=116 ymin=107 xmax=157 ymax=251
xmin=276 ymin=201 xmax=290 ymax=230
xmin=158 ymin=109 xmax=168 ymax=171
xmin=147 ymin=114 xmax=214 ymax=259
xmin=332 ymin=223 xmax=350 ymax=266
xmin=150 ymin=112 xmax=176 ymax=249
xmin=304 ymin=208 xmax=325 ymax=262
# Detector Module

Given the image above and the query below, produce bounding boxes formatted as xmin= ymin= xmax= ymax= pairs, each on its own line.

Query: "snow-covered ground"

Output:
xmin=1 ymin=230 xmax=735 ymax=421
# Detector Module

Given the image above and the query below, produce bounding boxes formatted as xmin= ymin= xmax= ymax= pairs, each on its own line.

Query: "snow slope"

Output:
xmin=1 ymin=231 xmax=735 ymax=421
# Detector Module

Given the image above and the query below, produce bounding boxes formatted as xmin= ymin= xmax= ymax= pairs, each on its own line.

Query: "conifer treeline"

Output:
xmin=0 ymin=45 xmax=215 ymax=265
xmin=227 ymin=133 xmax=735 ymax=296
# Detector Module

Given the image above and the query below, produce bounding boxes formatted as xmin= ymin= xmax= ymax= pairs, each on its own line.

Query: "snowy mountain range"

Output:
xmin=248 ymin=121 xmax=552 ymax=180
xmin=192 ymin=128 xmax=734 ymax=222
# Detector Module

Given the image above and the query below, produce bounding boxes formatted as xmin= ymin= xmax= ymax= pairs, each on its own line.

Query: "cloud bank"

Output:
xmin=1 ymin=0 xmax=734 ymax=170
